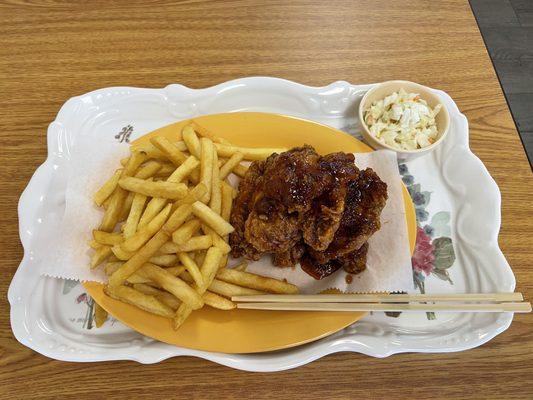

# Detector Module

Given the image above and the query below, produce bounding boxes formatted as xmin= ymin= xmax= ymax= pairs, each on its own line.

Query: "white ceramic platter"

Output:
xmin=9 ymin=77 xmax=515 ymax=372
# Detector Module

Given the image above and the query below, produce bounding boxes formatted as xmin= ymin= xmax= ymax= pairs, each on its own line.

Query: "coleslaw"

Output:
xmin=364 ymin=88 xmax=442 ymax=150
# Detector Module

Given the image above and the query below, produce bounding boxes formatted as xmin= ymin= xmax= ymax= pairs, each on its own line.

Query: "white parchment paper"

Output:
xmin=40 ymin=135 xmax=413 ymax=293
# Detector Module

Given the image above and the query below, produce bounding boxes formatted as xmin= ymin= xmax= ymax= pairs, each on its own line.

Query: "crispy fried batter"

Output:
xmin=229 ymin=145 xmax=387 ymax=279
xmin=229 ymin=161 xmax=264 ymax=260
xmin=307 ymin=168 xmax=388 ymax=263
xmin=301 ymin=152 xmax=359 ymax=250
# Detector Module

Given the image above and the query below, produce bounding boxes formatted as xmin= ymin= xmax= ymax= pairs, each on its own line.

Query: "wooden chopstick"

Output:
xmin=232 ymin=292 xmax=525 ymax=303
xmin=236 ymin=302 xmax=532 ymax=313
xmin=233 ymin=292 xmax=531 ymax=313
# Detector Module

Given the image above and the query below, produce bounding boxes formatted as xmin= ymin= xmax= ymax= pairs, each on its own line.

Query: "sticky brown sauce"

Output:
xmin=300 ymin=257 xmax=341 ymax=280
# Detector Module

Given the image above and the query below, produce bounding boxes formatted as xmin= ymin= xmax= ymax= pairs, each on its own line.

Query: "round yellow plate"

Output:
xmin=84 ymin=112 xmax=416 ymax=354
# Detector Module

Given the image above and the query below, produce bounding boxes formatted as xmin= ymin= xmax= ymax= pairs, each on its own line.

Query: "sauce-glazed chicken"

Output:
xmin=229 ymin=145 xmax=387 ymax=280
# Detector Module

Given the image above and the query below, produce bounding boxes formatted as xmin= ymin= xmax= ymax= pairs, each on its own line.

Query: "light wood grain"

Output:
xmin=233 ymin=292 xmax=526 ymax=302
xmin=0 ymin=1 xmax=532 ymax=399
xmin=237 ymin=302 xmax=532 ymax=313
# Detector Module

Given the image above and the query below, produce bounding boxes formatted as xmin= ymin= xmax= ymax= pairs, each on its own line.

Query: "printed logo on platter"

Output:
xmin=115 ymin=125 xmax=134 ymax=143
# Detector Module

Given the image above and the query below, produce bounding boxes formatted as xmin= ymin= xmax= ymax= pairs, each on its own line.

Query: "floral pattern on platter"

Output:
xmin=62 ymin=279 xmax=95 ymax=329
xmin=115 ymin=125 xmax=133 ymax=143
xmin=399 ymin=163 xmax=456 ymax=319
xmin=63 ymin=279 xmax=118 ymax=329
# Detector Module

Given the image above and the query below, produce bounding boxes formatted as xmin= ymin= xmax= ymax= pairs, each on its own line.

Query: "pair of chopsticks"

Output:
xmin=232 ymin=293 xmax=532 ymax=313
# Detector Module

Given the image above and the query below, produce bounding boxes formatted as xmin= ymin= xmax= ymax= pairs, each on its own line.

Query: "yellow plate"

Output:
xmin=85 ymin=112 xmax=417 ymax=354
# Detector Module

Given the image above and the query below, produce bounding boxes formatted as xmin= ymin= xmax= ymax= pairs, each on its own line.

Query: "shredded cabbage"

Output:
xmin=364 ymin=88 xmax=442 ymax=150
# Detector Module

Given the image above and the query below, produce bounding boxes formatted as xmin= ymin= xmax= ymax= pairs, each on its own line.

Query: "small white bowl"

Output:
xmin=358 ymin=80 xmax=450 ymax=160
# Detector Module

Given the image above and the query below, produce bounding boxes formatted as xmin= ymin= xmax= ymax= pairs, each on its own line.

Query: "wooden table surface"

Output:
xmin=1 ymin=1 xmax=531 ymax=399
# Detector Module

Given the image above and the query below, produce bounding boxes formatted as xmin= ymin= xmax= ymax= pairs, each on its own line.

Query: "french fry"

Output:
xmin=191 ymin=121 xmax=231 ymax=145
xmin=131 ymin=142 xmax=188 ymax=159
xmin=171 ymin=184 xmax=207 ymax=213
xmin=133 ymin=283 xmax=182 ymax=310
xmin=203 ymin=291 xmax=236 ymax=310
xmin=109 ymin=232 xmax=166 ymax=279
xmin=119 ymin=177 xmax=187 ymax=200
xmin=154 ymin=163 xmax=176 ymax=177
xmin=162 ymin=265 xmax=187 ymax=277
xmin=171 ymin=219 xmax=201 ymax=245
xmin=158 ymin=241 xmax=179 ymax=254
xmin=133 ymin=282 xmax=233 ymax=310
xmin=138 ymin=198 xmax=167 ymax=228
xmin=150 ymin=136 xmax=188 ymax=166
xmin=139 ymin=156 xmax=199 ymax=228
xmin=174 ymin=235 xmax=212 ymax=252
xmin=173 ymin=247 xmax=223 ymax=329
xmin=109 ymin=204 xmax=193 ymax=286
xmin=126 ymin=274 xmax=152 ymax=284
xmin=132 ymin=282 xmax=164 ymax=295
xmin=122 ymin=150 xmax=148 ymax=176
xmin=219 ymin=152 xmax=244 ymax=180
xmin=194 ymin=249 xmax=206 ymax=267
xmin=91 ymin=245 xmax=112 ymax=269
xmin=116 ymin=271 xmax=157 ymax=286
xmin=201 ymin=225 xmax=231 ymax=254
xmin=182 ymin=125 xmax=201 ymax=158
xmin=139 ymin=263 xmax=203 ymax=310
xmin=209 ymin=147 xmax=221 ymax=214
xmin=111 ymin=244 xmax=136 ymax=260
xmin=130 ymin=143 xmax=167 ymax=160
xmin=99 ymin=188 xmax=127 ymax=232
xmin=106 ymin=262 xmax=151 ymax=284
xmin=123 ymin=192 xmax=147 ymax=238
xmin=121 ymin=204 xmax=172 ymax=252
xmin=104 ymin=285 xmax=175 ymax=318
xmin=175 ymin=141 xmax=188 ymax=152
xmin=219 ymin=254 xmax=228 ymax=269
xmin=89 ymin=239 xmax=102 ymax=249
xmin=216 ymin=269 xmax=299 ymax=294
xmin=93 ymin=231 xmax=123 ymax=246
xmin=94 ymin=303 xmax=108 ymax=327
xmin=169 ymin=270 xmax=241 ymax=307
xmin=177 ymin=252 xmax=204 ymax=288
xmin=162 ymin=203 xmax=194 ymax=233
xmin=102 ymin=195 xmax=112 ymax=210
xmin=199 ymin=247 xmax=223 ymax=290
xmin=104 ymin=261 xmax=124 ymax=276
xmin=120 ymin=157 xmax=129 ymax=166
xmin=214 ymin=143 xmax=286 ymax=161
xmin=118 ymin=191 xmax=135 ymax=222
xmin=180 ymin=272 xmax=265 ymax=297
xmin=232 ymin=163 xmax=249 ymax=178
xmin=149 ymin=254 xmax=178 ymax=267
xmin=94 ymin=169 xmax=122 ymax=206
xmin=199 ymin=138 xmax=214 ymax=203
xmin=167 ymin=155 xmax=200 ymax=183
xmin=134 ymin=160 xmax=162 ymax=179
xmin=100 ymin=152 xmax=147 ymax=231
xmin=192 ymin=201 xmax=234 ymax=236
xmin=220 ymin=182 xmax=233 ymax=222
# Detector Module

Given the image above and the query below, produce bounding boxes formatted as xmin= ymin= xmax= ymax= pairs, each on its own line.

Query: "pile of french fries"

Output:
xmin=89 ymin=122 xmax=297 ymax=330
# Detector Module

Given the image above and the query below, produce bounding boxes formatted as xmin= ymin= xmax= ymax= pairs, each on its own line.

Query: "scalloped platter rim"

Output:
xmin=9 ymin=77 xmax=515 ymax=371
